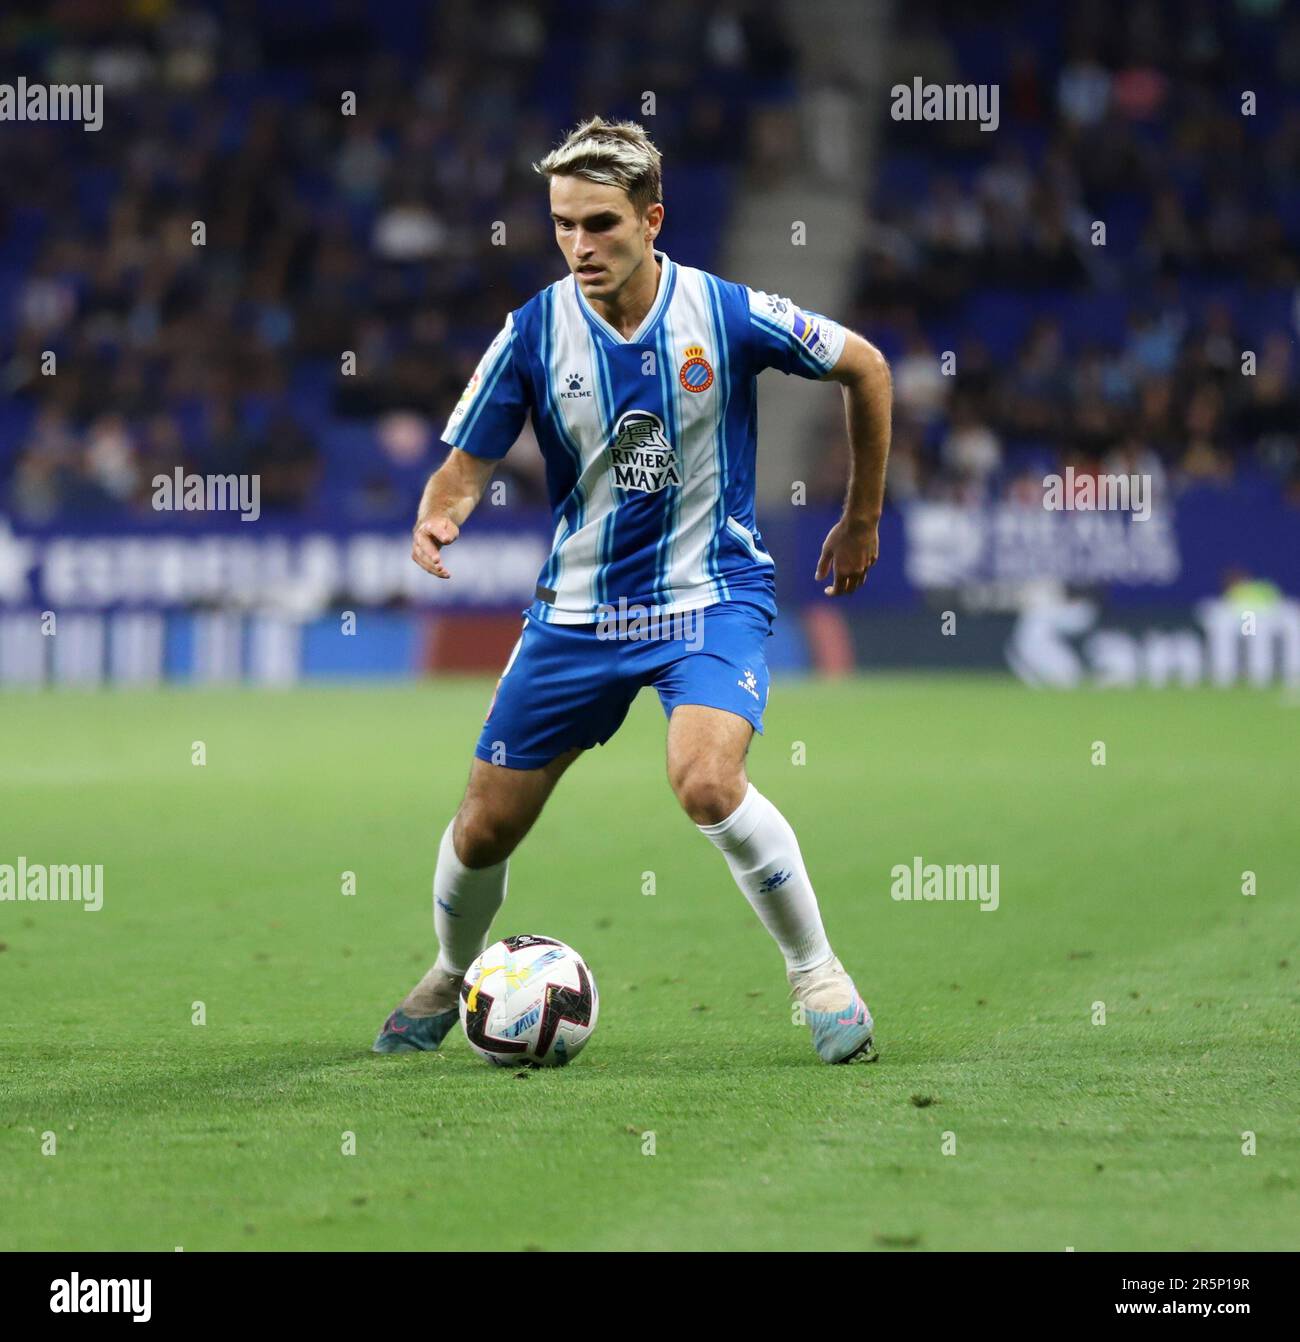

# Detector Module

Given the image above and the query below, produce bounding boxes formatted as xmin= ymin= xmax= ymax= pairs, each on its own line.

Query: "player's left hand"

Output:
xmin=814 ymin=516 xmax=879 ymax=596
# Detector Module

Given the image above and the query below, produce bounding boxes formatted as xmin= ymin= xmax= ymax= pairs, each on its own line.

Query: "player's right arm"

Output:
xmin=414 ymin=313 xmax=530 ymax=579
xmin=411 ymin=448 xmax=498 ymax=579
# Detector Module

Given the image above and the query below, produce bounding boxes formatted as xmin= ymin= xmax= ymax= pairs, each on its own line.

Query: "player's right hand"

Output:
xmin=412 ymin=515 xmax=459 ymax=579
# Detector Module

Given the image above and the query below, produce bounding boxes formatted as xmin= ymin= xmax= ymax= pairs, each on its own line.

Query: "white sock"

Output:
xmin=431 ymin=817 xmax=508 ymax=977
xmin=697 ymin=783 xmax=833 ymax=973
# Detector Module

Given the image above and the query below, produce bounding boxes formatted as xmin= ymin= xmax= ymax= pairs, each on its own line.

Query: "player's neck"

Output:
xmin=591 ymin=251 xmax=661 ymax=341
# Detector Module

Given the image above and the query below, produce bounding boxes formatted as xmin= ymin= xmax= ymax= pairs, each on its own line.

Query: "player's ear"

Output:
xmin=643 ymin=201 xmax=664 ymax=242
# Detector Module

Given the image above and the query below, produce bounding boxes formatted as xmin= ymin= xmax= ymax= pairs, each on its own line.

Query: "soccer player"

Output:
xmin=374 ymin=116 xmax=892 ymax=1063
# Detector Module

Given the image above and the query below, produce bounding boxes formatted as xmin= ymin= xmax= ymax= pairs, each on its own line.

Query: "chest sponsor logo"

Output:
xmin=608 ymin=411 xmax=682 ymax=493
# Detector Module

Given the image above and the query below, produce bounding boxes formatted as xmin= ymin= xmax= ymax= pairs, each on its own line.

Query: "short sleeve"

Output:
xmin=441 ymin=314 xmax=529 ymax=459
xmin=745 ymin=288 xmax=847 ymax=379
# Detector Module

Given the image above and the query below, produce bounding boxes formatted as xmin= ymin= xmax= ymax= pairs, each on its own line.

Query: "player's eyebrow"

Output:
xmin=549 ymin=210 xmax=620 ymax=227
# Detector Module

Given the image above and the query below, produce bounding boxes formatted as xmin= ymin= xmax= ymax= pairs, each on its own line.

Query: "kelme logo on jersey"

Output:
xmin=678 ymin=344 xmax=714 ymax=393
xmin=608 ymin=411 xmax=682 ymax=493
xmin=560 ymin=372 xmax=592 ymax=400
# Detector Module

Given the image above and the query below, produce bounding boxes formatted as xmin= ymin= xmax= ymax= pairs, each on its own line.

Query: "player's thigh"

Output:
xmin=665 ymin=704 xmax=753 ymax=796
xmin=461 ymin=743 xmax=584 ymax=835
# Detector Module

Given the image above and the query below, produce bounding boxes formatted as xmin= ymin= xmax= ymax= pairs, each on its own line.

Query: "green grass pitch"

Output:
xmin=1 ymin=676 xmax=1296 ymax=1251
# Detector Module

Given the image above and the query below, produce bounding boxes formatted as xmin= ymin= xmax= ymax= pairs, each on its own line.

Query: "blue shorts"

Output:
xmin=475 ymin=601 xmax=775 ymax=770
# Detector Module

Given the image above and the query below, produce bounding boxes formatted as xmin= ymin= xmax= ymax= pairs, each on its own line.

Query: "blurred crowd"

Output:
xmin=0 ymin=0 xmax=795 ymax=523
xmin=4 ymin=0 xmax=1296 ymax=526
xmin=810 ymin=0 xmax=1300 ymax=510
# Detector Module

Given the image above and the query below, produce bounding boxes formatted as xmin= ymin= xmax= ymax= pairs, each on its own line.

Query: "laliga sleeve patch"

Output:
xmin=446 ymin=369 xmax=482 ymax=431
xmin=446 ymin=319 xmax=513 ymax=433
xmin=750 ymin=289 xmax=843 ymax=369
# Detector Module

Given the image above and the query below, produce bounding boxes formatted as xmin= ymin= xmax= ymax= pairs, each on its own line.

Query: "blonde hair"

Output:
xmin=533 ymin=116 xmax=663 ymax=217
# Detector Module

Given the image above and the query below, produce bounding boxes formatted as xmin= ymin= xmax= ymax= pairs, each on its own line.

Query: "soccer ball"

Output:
xmin=459 ymin=935 xmax=598 ymax=1067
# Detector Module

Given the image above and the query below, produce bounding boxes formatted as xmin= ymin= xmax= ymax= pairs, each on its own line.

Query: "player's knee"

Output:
xmin=672 ymin=766 xmax=746 ymax=826
xmin=453 ymin=807 xmax=522 ymax=868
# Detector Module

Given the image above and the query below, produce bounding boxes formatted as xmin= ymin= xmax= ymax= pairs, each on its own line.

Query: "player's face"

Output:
xmin=549 ymin=177 xmax=659 ymax=299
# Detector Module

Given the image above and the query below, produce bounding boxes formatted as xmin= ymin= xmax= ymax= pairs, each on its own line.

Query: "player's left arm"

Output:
xmin=815 ymin=330 xmax=893 ymax=597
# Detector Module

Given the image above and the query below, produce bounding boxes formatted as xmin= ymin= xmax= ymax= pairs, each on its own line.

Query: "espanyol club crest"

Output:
xmin=608 ymin=410 xmax=682 ymax=493
xmin=678 ymin=343 xmax=714 ymax=393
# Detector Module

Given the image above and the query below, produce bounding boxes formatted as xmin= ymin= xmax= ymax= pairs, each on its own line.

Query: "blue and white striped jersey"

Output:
xmin=441 ymin=248 xmax=846 ymax=624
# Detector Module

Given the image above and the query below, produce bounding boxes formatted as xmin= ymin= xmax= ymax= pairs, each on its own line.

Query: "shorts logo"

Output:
xmin=678 ymin=344 xmax=714 ymax=393
xmin=738 ymin=668 xmax=760 ymax=701
xmin=609 ymin=411 xmax=682 ymax=493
